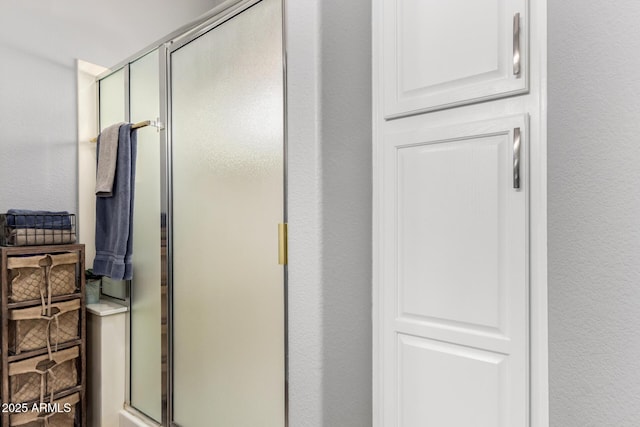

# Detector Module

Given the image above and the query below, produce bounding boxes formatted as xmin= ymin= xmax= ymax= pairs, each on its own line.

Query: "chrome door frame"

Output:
xmin=94 ymin=1 xmax=288 ymax=425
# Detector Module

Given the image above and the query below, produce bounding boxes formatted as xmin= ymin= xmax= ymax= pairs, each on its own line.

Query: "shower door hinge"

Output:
xmin=278 ymin=223 xmax=288 ymax=265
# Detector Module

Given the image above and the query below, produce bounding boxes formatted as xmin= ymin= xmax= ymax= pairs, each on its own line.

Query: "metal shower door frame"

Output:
xmin=162 ymin=1 xmax=288 ymax=425
xmin=95 ymin=1 xmax=288 ymax=425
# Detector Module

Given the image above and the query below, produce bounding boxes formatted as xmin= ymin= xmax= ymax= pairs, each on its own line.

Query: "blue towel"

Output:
xmin=93 ymin=124 xmax=137 ymax=280
xmin=6 ymin=209 xmax=72 ymax=230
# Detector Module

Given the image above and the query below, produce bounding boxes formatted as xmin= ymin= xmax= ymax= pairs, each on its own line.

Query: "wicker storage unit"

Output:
xmin=0 ymin=245 xmax=86 ymax=427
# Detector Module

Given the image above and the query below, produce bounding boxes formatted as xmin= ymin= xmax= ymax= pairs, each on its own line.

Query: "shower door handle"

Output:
xmin=278 ymin=223 xmax=288 ymax=265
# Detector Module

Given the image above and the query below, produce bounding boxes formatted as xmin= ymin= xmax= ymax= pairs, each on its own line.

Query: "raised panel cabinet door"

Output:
xmin=381 ymin=115 xmax=529 ymax=426
xmin=383 ymin=0 xmax=528 ymax=118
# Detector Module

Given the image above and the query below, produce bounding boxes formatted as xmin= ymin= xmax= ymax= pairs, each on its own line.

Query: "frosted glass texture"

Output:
xmin=171 ymin=0 xmax=285 ymax=425
xmin=98 ymin=69 xmax=128 ymax=301
xmin=99 ymin=69 xmax=125 ymax=132
xmin=129 ymin=50 xmax=162 ymax=423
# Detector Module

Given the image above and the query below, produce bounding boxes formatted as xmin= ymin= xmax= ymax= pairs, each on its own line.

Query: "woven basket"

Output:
xmin=9 ymin=347 xmax=79 ymax=403
xmin=10 ymin=392 xmax=78 ymax=427
xmin=9 ymin=300 xmax=80 ymax=355
xmin=8 ymin=253 xmax=79 ymax=303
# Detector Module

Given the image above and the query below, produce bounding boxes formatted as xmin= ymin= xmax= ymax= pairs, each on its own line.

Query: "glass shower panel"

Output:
xmin=171 ymin=0 xmax=284 ymax=425
xmin=99 ymin=68 xmax=125 ymax=131
xmin=129 ymin=50 xmax=162 ymax=423
xmin=98 ymin=69 xmax=128 ymax=300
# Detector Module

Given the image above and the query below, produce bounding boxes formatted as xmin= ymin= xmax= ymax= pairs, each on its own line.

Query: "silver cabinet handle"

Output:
xmin=513 ymin=127 xmax=521 ymax=189
xmin=513 ymin=13 xmax=521 ymax=76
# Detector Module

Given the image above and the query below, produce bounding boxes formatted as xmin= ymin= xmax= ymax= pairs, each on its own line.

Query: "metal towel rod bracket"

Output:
xmin=88 ymin=120 xmax=164 ymax=143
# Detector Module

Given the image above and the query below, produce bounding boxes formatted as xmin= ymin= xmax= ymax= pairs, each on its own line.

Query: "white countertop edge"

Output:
xmin=86 ymin=300 xmax=129 ymax=316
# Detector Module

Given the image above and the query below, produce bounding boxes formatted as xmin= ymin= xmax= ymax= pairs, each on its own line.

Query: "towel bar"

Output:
xmin=88 ymin=120 xmax=164 ymax=143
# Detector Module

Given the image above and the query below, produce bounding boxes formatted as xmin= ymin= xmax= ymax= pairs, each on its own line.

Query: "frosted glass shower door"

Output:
xmin=170 ymin=0 xmax=285 ymax=425
xmin=129 ymin=50 xmax=162 ymax=423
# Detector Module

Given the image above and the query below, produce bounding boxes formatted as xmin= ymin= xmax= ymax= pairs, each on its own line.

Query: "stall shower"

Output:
xmin=88 ymin=0 xmax=286 ymax=425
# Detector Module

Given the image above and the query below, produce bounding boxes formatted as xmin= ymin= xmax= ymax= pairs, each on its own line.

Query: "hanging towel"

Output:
xmin=95 ymin=122 xmax=124 ymax=197
xmin=93 ymin=123 xmax=137 ymax=280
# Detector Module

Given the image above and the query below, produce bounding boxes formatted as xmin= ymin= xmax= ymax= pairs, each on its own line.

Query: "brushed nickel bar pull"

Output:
xmin=513 ymin=127 xmax=521 ymax=189
xmin=513 ymin=12 xmax=521 ymax=76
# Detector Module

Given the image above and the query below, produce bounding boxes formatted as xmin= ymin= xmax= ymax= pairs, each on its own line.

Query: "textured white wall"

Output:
xmin=0 ymin=0 xmax=222 ymax=213
xmin=286 ymin=0 xmax=372 ymax=425
xmin=548 ymin=2 xmax=640 ymax=425
xmin=285 ymin=0 xmax=325 ymax=423
xmin=319 ymin=0 xmax=372 ymax=425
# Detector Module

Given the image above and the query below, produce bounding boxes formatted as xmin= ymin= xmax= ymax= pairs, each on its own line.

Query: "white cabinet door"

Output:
xmin=383 ymin=0 xmax=528 ymax=118
xmin=380 ymin=115 xmax=529 ymax=426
